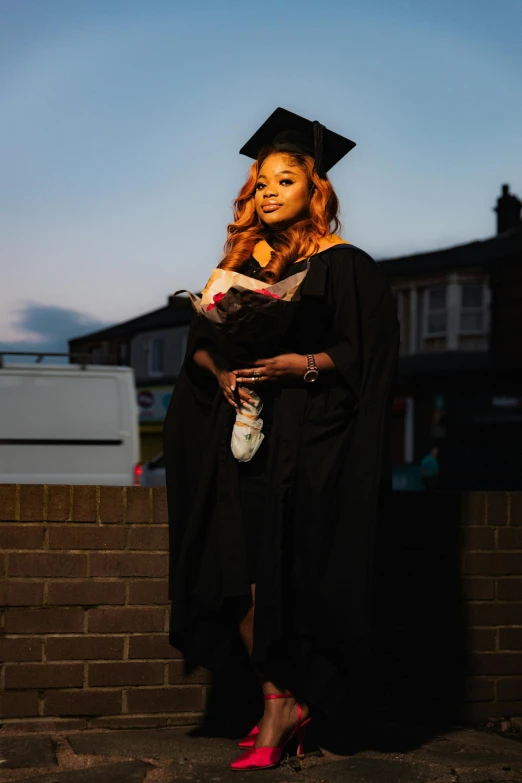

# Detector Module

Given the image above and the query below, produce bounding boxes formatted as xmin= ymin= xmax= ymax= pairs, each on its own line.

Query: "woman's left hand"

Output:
xmin=234 ymin=353 xmax=307 ymax=384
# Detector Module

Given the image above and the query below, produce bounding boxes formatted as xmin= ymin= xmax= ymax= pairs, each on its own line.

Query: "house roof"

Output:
xmin=69 ymin=295 xmax=194 ymax=345
xmin=378 ymin=226 xmax=522 ymax=279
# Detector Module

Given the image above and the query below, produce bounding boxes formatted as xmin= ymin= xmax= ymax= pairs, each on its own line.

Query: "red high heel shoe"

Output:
xmin=231 ymin=692 xmax=311 ymax=770
xmin=238 ymin=723 xmax=259 ymax=748
xmin=238 ymin=691 xmax=293 ymax=748
xmin=238 ymin=707 xmax=312 ymax=748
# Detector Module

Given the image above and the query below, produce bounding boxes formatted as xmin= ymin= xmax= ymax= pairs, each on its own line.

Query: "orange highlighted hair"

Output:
xmin=219 ymin=149 xmax=341 ymax=283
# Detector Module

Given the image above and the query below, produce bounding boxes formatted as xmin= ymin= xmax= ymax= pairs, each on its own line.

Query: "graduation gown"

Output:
xmin=163 ymin=244 xmax=399 ymax=716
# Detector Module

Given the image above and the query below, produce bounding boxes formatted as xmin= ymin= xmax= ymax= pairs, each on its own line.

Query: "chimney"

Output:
xmin=494 ymin=184 xmax=522 ymax=235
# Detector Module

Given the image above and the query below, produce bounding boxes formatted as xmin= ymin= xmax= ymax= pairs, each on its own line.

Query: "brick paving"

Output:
xmin=1 ymin=722 xmax=522 ymax=782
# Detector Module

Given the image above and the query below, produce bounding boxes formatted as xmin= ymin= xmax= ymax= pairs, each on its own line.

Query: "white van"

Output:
xmin=0 ymin=362 xmax=140 ymax=485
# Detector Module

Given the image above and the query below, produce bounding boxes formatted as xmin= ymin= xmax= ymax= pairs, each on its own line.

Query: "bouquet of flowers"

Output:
xmin=175 ymin=263 xmax=310 ymax=461
xmin=175 ymin=263 xmax=309 ymax=366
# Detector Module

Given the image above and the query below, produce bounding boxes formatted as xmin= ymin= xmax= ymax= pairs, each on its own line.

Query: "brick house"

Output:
xmin=381 ymin=185 xmax=522 ymax=490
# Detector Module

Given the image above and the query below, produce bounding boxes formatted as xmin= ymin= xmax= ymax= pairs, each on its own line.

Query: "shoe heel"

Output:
xmin=296 ymin=715 xmax=312 ymax=756
xmin=296 ymin=724 xmax=306 ymax=756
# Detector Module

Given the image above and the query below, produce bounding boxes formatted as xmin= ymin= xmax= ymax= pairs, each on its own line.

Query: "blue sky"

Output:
xmin=1 ymin=0 xmax=521 ymax=352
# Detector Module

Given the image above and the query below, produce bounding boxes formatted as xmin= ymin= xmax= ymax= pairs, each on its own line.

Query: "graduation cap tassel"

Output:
xmin=312 ymin=120 xmax=327 ymax=179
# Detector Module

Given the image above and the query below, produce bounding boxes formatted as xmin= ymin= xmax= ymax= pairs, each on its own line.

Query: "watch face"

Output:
xmin=304 ymin=369 xmax=319 ymax=383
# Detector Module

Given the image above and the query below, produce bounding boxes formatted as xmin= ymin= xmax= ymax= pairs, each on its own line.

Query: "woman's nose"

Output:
xmin=264 ymin=184 xmax=278 ymax=197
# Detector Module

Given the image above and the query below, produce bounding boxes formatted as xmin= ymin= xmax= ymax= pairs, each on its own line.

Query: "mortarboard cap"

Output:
xmin=239 ymin=107 xmax=356 ymax=179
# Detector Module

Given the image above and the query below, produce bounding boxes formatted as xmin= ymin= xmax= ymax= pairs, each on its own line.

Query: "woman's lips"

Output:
xmin=262 ymin=203 xmax=281 ymax=213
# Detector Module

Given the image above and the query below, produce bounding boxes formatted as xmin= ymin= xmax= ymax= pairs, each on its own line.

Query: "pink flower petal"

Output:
xmin=206 ymin=292 xmax=225 ymax=311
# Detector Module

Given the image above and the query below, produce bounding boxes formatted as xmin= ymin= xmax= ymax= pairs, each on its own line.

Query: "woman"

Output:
xmin=163 ymin=107 xmax=399 ymax=771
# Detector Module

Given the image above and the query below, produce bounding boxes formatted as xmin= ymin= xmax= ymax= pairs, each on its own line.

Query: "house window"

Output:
xmin=150 ymin=338 xmax=164 ymax=374
xmin=425 ymin=286 xmax=447 ymax=336
xmin=460 ymin=283 xmax=485 ymax=333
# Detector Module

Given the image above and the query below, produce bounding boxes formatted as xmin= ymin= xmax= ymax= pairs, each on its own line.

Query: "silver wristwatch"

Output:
xmin=303 ymin=354 xmax=319 ymax=383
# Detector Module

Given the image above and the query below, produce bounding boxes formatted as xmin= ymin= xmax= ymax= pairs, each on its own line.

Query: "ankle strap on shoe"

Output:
xmin=263 ymin=692 xmax=293 ymax=700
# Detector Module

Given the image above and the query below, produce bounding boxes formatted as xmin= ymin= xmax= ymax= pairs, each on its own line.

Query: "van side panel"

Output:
xmin=0 ymin=367 xmax=138 ymax=485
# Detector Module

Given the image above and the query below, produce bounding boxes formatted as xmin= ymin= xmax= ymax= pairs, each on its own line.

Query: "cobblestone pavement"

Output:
xmin=1 ymin=721 xmax=522 ymax=783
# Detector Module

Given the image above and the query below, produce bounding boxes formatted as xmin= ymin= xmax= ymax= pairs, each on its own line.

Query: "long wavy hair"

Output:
xmin=218 ymin=148 xmax=341 ymax=283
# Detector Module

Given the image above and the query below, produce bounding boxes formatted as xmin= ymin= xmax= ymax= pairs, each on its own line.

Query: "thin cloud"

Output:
xmin=0 ymin=303 xmax=112 ymax=363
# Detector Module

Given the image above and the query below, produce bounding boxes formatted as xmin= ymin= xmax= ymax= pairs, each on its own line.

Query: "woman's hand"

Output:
xmin=234 ymin=353 xmax=307 ymax=384
xmin=216 ymin=369 xmax=257 ymax=408
xmin=193 ymin=347 xmax=256 ymax=408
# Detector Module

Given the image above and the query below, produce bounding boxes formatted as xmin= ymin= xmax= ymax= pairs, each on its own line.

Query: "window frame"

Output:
xmin=459 ymin=281 xmax=488 ymax=336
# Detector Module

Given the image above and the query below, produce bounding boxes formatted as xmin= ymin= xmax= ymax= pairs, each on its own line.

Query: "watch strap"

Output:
xmin=303 ymin=354 xmax=319 ymax=382
xmin=306 ymin=354 xmax=318 ymax=373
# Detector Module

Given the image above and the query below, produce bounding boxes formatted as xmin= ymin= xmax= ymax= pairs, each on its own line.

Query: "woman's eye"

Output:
xmin=280 ymin=179 xmax=293 ymax=185
xmin=255 ymin=183 xmax=265 ymax=190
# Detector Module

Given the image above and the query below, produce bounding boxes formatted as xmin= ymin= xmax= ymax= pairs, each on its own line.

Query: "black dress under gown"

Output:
xmin=163 ymin=244 xmax=399 ymax=717
xmin=236 ymin=254 xmax=308 ymax=584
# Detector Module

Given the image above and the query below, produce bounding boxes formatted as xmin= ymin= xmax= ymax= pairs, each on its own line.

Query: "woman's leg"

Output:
xmin=238 ymin=584 xmax=256 ymax=656
xmin=238 ymin=584 xmax=309 ymax=749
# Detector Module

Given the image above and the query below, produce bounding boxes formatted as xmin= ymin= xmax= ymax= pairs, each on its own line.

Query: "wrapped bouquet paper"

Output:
xmin=175 ymin=262 xmax=310 ymax=461
xmin=197 ymin=265 xmax=308 ymax=315
xmin=230 ymin=389 xmax=264 ymax=462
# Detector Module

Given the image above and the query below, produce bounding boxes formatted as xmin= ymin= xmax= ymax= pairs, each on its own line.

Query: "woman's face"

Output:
xmin=254 ymin=153 xmax=311 ymax=228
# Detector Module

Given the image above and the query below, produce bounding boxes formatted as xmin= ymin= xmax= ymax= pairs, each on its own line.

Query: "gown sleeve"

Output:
xmin=182 ymin=311 xmax=223 ymax=396
xmin=323 ymin=246 xmax=398 ymax=400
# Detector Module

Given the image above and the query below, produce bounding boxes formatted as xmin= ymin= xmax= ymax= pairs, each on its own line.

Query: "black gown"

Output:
xmin=163 ymin=244 xmax=399 ymax=717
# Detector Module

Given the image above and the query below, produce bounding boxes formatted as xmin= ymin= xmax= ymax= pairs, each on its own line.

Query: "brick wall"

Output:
xmin=0 ymin=485 xmax=521 ymax=729
xmin=367 ymin=490 xmax=522 ymax=724
xmin=0 ymin=485 xmax=210 ymax=730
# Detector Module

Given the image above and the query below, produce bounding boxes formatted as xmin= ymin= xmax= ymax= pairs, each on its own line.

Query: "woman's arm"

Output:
xmin=234 ymin=351 xmax=336 ymax=383
xmin=193 ymin=346 xmax=223 ymax=378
